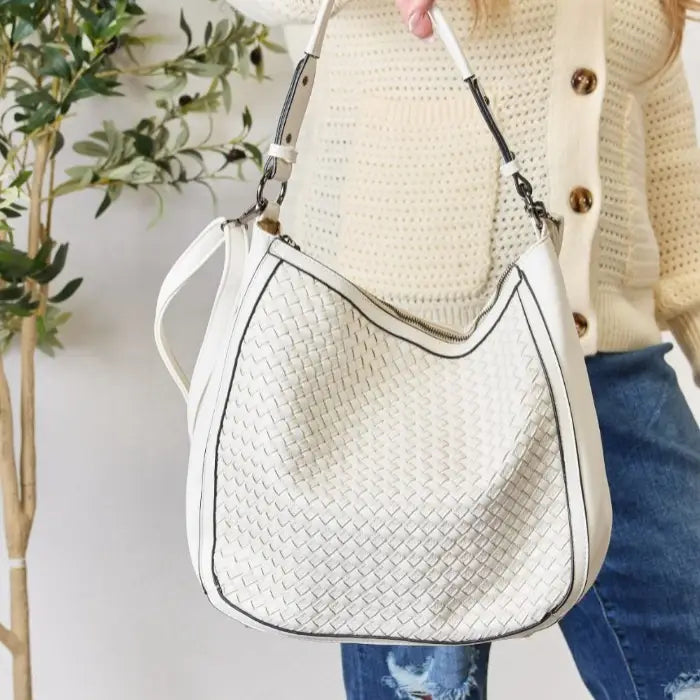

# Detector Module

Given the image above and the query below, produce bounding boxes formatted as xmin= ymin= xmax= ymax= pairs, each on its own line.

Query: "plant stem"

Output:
xmin=0 ymin=347 xmax=31 ymax=699
xmin=0 ymin=132 xmax=52 ymax=700
xmin=0 ymin=619 xmax=23 ymax=654
xmin=20 ymin=135 xmax=50 ymax=524
xmin=10 ymin=565 xmax=31 ymax=700
xmin=96 ymin=59 xmax=173 ymax=79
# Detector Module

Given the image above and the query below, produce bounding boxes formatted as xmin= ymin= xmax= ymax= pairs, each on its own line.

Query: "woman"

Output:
xmin=226 ymin=0 xmax=700 ymax=697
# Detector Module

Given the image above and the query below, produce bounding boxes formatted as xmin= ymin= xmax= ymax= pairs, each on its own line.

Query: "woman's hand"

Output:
xmin=396 ymin=0 xmax=436 ymax=40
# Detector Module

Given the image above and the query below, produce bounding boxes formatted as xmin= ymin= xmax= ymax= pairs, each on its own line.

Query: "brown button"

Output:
xmin=571 ymin=68 xmax=598 ymax=95
xmin=569 ymin=186 xmax=593 ymax=213
xmin=573 ymin=312 xmax=589 ymax=337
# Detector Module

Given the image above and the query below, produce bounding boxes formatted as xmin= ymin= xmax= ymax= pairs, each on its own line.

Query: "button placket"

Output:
xmin=545 ymin=0 xmax=608 ymax=356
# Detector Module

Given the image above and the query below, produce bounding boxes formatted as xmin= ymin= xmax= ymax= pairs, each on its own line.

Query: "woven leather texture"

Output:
xmin=213 ymin=261 xmax=573 ymax=642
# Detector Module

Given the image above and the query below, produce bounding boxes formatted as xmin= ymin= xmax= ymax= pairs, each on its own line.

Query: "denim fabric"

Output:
xmin=340 ymin=342 xmax=700 ymax=700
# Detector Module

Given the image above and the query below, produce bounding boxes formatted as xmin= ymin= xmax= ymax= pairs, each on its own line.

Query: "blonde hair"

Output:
xmin=470 ymin=0 xmax=700 ymax=78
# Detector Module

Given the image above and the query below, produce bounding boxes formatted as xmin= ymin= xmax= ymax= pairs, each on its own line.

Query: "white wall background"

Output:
xmin=0 ymin=1 xmax=698 ymax=698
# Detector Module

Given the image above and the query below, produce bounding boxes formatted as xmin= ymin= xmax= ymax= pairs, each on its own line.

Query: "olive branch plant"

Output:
xmin=0 ymin=1 xmax=285 ymax=697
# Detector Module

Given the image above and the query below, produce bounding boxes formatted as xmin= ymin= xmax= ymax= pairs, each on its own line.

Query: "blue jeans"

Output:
xmin=341 ymin=342 xmax=700 ymax=700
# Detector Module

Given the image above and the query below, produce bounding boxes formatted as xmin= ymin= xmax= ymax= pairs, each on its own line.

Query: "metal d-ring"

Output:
xmin=256 ymin=167 xmax=288 ymax=210
xmin=225 ymin=168 xmax=289 ymax=227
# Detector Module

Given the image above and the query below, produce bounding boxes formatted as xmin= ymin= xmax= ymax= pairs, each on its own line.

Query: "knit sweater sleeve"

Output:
xmin=224 ymin=0 xmax=353 ymax=26
xmin=643 ymin=52 xmax=700 ymax=385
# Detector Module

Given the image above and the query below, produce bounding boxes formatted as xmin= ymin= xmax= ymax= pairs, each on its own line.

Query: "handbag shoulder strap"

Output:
xmin=154 ymin=218 xmax=249 ymax=416
xmin=252 ymin=1 xmax=556 ymax=235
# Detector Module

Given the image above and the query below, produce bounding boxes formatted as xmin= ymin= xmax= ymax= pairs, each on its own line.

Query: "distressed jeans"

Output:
xmin=340 ymin=342 xmax=700 ymax=700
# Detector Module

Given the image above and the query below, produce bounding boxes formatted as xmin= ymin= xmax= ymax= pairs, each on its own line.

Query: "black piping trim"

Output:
xmin=210 ymin=259 xmax=283 ymax=597
xmin=195 ymin=240 xmax=275 ymax=586
xmin=519 ymin=272 xmax=591 ymax=585
xmin=207 ymin=259 xmax=578 ymax=644
xmin=515 ymin=287 xmax=575 ymax=612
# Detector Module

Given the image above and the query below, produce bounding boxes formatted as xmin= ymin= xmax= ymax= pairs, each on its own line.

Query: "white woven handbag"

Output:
xmin=154 ymin=1 xmax=612 ymax=645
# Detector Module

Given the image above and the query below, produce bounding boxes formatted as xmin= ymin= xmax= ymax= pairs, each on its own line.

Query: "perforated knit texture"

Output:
xmin=233 ymin=0 xmax=700 ymax=380
xmin=213 ymin=261 xmax=572 ymax=641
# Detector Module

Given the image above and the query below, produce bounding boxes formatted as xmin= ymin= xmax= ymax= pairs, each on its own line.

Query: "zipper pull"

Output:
xmin=278 ymin=233 xmax=301 ymax=250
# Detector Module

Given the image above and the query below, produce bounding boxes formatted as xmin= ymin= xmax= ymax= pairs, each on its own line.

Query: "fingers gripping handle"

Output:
xmin=305 ymin=0 xmax=473 ymax=78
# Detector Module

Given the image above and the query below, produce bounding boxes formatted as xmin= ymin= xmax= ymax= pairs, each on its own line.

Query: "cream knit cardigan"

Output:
xmin=228 ymin=0 xmax=700 ymax=383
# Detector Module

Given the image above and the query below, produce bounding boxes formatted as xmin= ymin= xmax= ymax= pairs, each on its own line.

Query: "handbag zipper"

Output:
xmin=276 ymin=233 xmax=516 ymax=343
xmin=361 ymin=262 xmax=516 ymax=343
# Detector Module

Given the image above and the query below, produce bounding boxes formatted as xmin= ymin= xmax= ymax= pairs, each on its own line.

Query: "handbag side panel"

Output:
xmin=516 ymin=238 xmax=613 ymax=610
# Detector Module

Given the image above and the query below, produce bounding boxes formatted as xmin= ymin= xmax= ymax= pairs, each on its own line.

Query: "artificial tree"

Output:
xmin=0 ymin=1 xmax=284 ymax=697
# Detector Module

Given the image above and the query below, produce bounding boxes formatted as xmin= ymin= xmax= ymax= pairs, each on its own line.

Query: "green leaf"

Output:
xmin=94 ymin=190 xmax=112 ymax=217
xmin=11 ymin=18 xmax=35 ymax=43
xmin=17 ymin=103 xmax=58 ymax=134
xmin=2 ymin=296 xmax=39 ymax=317
xmin=179 ymin=148 xmax=204 ymax=167
xmin=242 ymin=141 xmax=262 ymax=166
xmin=49 ymin=277 xmax=82 ymax=303
xmin=74 ymin=1 xmax=100 ymax=27
xmin=204 ymin=20 xmax=212 ymax=45
xmin=107 ymin=181 xmax=123 ymax=203
xmin=39 ymin=47 xmax=72 ymax=80
xmin=79 ymin=168 xmax=95 ymax=187
xmin=242 ymin=105 xmax=252 ymax=130
xmin=73 ymin=140 xmax=109 ymax=158
xmin=153 ymin=124 xmax=169 ymax=154
xmin=51 ymin=180 xmax=85 ymax=197
xmin=16 ymin=89 xmax=55 ymax=109
xmin=0 ymin=246 xmax=35 ymax=280
xmin=179 ymin=9 xmax=192 ymax=48
xmin=51 ymin=131 xmax=65 ymax=158
xmin=103 ymin=120 xmax=125 ymax=168
xmin=31 ymin=242 xmax=69 ymax=284
xmin=35 ymin=239 xmax=53 ymax=266
xmin=212 ymin=18 xmax=228 ymax=44
xmin=157 ymin=73 xmax=187 ymax=96
xmin=9 ymin=170 xmax=32 ymax=188
xmin=68 ymin=73 xmax=123 ymax=102
xmin=182 ymin=61 xmax=226 ymax=78
xmin=220 ymin=76 xmax=232 ymax=113
xmin=132 ymin=132 xmax=154 ymax=157
xmin=174 ymin=120 xmax=189 ymax=150
xmin=259 ymin=37 xmax=287 ymax=54
xmin=0 ymin=285 xmax=25 ymax=301
xmin=104 ymin=157 xmax=158 ymax=184
xmin=135 ymin=118 xmax=154 ymax=134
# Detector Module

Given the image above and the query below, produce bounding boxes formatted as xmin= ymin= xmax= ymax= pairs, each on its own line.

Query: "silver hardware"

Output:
xmin=225 ymin=169 xmax=290 ymax=228
xmin=225 ymin=200 xmax=265 ymax=228
xmin=257 ymin=165 xmax=288 ymax=209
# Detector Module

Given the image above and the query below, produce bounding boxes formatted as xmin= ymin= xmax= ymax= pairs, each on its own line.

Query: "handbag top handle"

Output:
xmin=244 ymin=0 xmax=557 ymax=235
